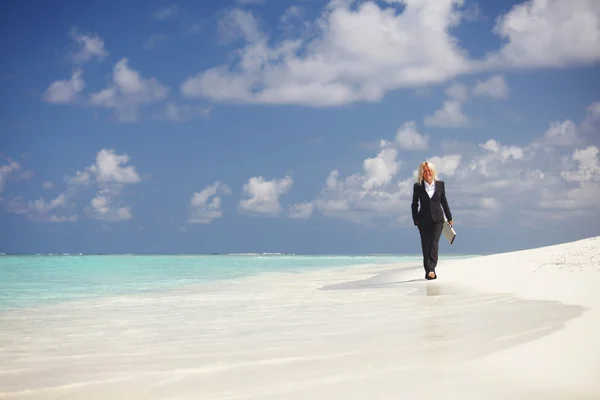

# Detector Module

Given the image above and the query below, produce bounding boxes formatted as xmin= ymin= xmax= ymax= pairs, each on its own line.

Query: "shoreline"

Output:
xmin=1 ymin=237 xmax=599 ymax=399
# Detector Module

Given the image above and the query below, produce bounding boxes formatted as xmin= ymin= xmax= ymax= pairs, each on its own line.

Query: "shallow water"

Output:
xmin=1 ymin=254 xmax=461 ymax=310
xmin=0 ymin=258 xmax=586 ymax=399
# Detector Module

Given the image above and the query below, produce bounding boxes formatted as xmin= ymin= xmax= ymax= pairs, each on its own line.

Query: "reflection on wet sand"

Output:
xmin=322 ymin=276 xmax=585 ymax=362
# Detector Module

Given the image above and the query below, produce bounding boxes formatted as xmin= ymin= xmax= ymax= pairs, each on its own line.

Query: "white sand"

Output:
xmin=1 ymin=236 xmax=599 ymax=399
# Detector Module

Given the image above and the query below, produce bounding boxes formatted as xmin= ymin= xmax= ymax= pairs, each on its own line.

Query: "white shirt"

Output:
xmin=424 ymin=179 xmax=435 ymax=198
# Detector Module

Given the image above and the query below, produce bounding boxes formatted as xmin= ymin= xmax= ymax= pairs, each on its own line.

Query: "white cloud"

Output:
xmin=179 ymin=0 xmax=599 ymax=109
xmin=182 ymin=1 xmax=471 ymax=106
xmin=561 ymin=146 xmax=600 ymax=183
xmin=308 ymin=101 xmax=600 ymax=227
xmin=48 ymin=215 xmax=79 ymax=223
xmin=89 ymin=149 xmax=142 ymax=184
xmin=428 ymin=154 xmax=462 ymax=178
xmin=540 ymin=120 xmax=583 ymax=146
xmin=582 ymin=101 xmax=600 ymax=133
xmin=288 ymin=201 xmax=314 ymax=219
xmin=42 ymin=30 xmax=104 ymax=104
xmin=537 ymin=183 xmax=600 ymax=213
xmin=6 ymin=192 xmax=77 ymax=223
xmin=280 ymin=6 xmax=304 ymax=26
xmin=65 ymin=169 xmax=91 ymax=186
xmin=363 ymin=146 xmax=400 ymax=190
xmin=65 ymin=148 xmax=142 ymax=222
xmin=239 ymin=175 xmax=293 ymax=215
xmin=217 ymin=8 xmax=263 ymax=44
xmin=69 ymin=29 xmax=108 ymax=63
xmin=424 ymin=99 xmax=468 ymax=127
xmin=0 ymin=160 xmax=20 ymax=192
xmin=473 ymin=75 xmax=509 ymax=99
xmin=535 ymin=146 xmax=600 ymax=221
xmin=487 ymin=0 xmax=600 ymax=68
xmin=32 ymin=193 xmax=67 ymax=213
xmin=86 ymin=190 xmax=132 ymax=222
xmin=188 ymin=182 xmax=232 ymax=224
xmin=394 ymin=121 xmax=429 ymax=150
xmin=89 ymin=58 xmax=169 ymax=122
xmin=479 ymin=139 xmax=524 ymax=162
xmin=42 ymin=70 xmax=85 ymax=104
xmin=5 ymin=149 xmax=141 ymax=224
xmin=152 ymin=5 xmax=179 ymax=20
xmin=315 ymin=170 xmax=407 ymax=224
xmin=424 ymin=81 xmax=469 ymax=128
xmin=314 ymin=140 xmax=408 ymax=224
xmin=65 ymin=149 xmax=141 ymax=187
xmin=212 ymin=101 xmax=586 ymax=229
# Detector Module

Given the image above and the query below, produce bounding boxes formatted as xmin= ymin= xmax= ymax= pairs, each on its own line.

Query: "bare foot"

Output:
xmin=428 ymin=271 xmax=436 ymax=279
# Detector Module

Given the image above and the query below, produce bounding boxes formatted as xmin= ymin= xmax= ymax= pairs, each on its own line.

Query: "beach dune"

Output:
xmin=1 ymin=236 xmax=599 ymax=399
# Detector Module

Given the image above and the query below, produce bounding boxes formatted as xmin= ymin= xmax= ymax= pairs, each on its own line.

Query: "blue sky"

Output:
xmin=1 ymin=0 xmax=599 ymax=254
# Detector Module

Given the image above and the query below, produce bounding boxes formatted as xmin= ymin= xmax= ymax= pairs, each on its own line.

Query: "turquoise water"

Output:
xmin=0 ymin=254 xmax=477 ymax=311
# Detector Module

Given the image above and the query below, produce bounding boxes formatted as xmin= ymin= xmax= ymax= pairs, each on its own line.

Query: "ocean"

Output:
xmin=0 ymin=254 xmax=475 ymax=311
xmin=1 ymin=253 xmax=485 ymax=399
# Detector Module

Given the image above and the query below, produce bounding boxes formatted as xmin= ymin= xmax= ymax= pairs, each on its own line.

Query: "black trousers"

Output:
xmin=417 ymin=220 xmax=444 ymax=274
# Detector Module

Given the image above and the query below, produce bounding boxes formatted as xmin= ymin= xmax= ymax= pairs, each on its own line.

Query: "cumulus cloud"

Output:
xmin=539 ymin=120 xmax=583 ymax=147
xmin=560 ymin=146 xmax=600 ymax=183
xmin=89 ymin=58 xmax=169 ymax=122
xmin=179 ymin=0 xmax=599 ymax=109
xmin=42 ymin=30 xmax=105 ymax=105
xmin=288 ymin=201 xmax=314 ymax=219
xmin=6 ymin=192 xmax=77 ymax=223
xmin=188 ymin=181 xmax=232 ymax=224
xmin=69 ymin=29 xmax=108 ymax=63
xmin=363 ymin=146 xmax=400 ymax=190
xmin=239 ymin=175 xmax=293 ymax=216
xmin=65 ymin=148 xmax=141 ymax=187
xmin=424 ymin=99 xmax=468 ymax=128
xmin=479 ymin=139 xmax=524 ymax=162
xmin=0 ymin=159 xmax=20 ymax=193
xmin=424 ymin=81 xmax=469 ymax=128
xmin=67 ymin=148 xmax=142 ymax=222
xmin=42 ymin=70 xmax=85 ymax=104
xmin=65 ymin=170 xmax=91 ymax=186
xmin=308 ymin=100 xmax=600 ymax=227
xmin=428 ymin=154 xmax=462 ymax=178
xmin=182 ymin=1 xmax=471 ymax=106
xmin=473 ymin=75 xmax=509 ymax=99
xmin=217 ymin=7 xmax=263 ymax=44
xmin=394 ymin=121 xmax=429 ymax=150
xmin=279 ymin=6 xmax=304 ymax=27
xmin=314 ymin=140 xmax=407 ymax=224
xmin=582 ymin=102 xmax=600 ymax=134
xmin=486 ymin=0 xmax=600 ymax=69
xmin=91 ymin=149 xmax=142 ymax=184
xmin=86 ymin=190 xmax=133 ymax=222
xmin=532 ymin=145 xmax=600 ymax=223
xmin=5 ymin=148 xmax=144 ymax=224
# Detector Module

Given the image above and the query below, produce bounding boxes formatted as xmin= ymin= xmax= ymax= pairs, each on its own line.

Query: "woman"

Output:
xmin=411 ymin=161 xmax=453 ymax=280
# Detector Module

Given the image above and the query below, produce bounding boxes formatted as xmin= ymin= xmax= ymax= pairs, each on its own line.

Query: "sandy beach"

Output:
xmin=1 ymin=236 xmax=600 ymax=399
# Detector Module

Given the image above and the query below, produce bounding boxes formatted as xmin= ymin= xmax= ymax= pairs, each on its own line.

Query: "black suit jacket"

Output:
xmin=411 ymin=180 xmax=452 ymax=225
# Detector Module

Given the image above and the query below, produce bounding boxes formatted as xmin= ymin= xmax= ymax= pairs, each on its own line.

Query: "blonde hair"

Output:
xmin=416 ymin=161 xmax=436 ymax=184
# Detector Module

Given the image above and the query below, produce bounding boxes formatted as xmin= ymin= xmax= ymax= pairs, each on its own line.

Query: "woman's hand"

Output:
xmin=448 ymin=220 xmax=453 ymax=227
